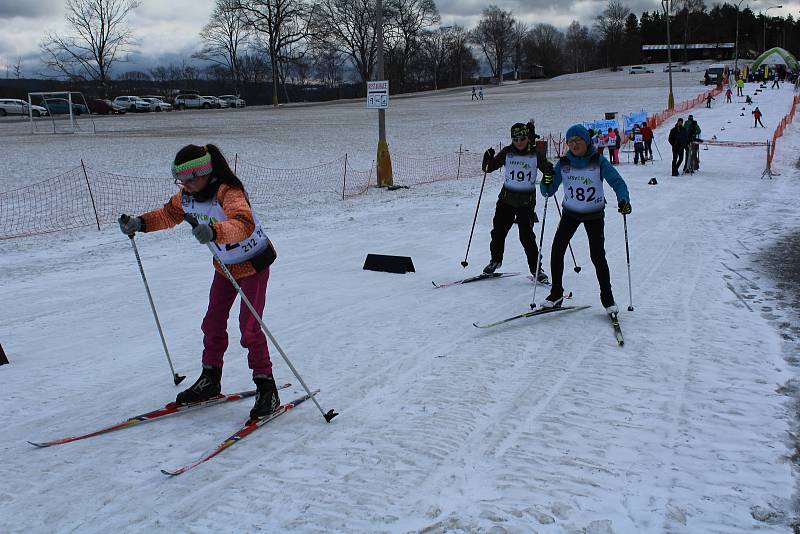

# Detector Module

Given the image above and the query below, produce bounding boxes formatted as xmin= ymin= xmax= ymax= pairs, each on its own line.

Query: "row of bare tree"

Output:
xmin=35 ymin=0 xmax=800 ymax=103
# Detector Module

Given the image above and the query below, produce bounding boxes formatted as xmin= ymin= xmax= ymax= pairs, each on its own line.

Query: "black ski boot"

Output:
xmin=483 ymin=260 xmax=502 ymax=274
xmin=535 ymin=269 xmax=549 ymax=284
xmin=175 ymin=365 xmax=222 ymax=405
xmin=601 ymin=291 xmax=618 ymax=314
xmin=249 ymin=374 xmax=281 ymax=421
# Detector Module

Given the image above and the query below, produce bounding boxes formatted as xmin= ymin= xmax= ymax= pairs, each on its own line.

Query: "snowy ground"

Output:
xmin=1 ymin=70 xmax=799 ymax=533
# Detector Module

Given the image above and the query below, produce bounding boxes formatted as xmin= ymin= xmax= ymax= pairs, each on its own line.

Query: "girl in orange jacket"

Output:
xmin=119 ymin=144 xmax=280 ymax=420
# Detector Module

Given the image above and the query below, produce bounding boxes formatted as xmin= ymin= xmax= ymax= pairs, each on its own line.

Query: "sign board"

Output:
xmin=367 ymin=81 xmax=389 ymax=109
xmin=582 ymin=119 xmax=620 ymax=133
xmin=623 ymin=111 xmax=648 ymax=132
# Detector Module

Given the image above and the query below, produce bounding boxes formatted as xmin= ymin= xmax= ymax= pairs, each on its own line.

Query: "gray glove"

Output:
xmin=192 ymin=223 xmax=216 ymax=244
xmin=118 ymin=214 xmax=141 ymax=236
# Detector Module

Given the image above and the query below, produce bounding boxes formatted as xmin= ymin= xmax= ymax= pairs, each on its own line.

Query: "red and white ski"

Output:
xmin=161 ymin=390 xmax=319 ymax=476
xmin=27 ymin=383 xmax=291 ymax=448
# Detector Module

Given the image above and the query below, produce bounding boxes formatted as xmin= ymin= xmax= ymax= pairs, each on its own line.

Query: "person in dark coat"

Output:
xmin=668 ymin=118 xmax=689 ymax=176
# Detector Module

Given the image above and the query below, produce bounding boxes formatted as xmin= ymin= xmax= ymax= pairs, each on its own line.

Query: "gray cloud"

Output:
xmin=0 ymin=0 xmax=61 ymax=19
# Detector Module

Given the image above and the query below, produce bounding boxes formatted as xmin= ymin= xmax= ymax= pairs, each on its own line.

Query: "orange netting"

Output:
xmin=767 ymin=94 xmax=800 ymax=168
xmin=647 ymin=87 xmax=724 ymax=132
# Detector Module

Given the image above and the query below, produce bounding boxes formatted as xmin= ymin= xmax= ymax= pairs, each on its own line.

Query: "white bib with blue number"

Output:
xmin=634 ymin=134 xmax=643 ymax=143
xmin=503 ymin=153 xmax=538 ymax=192
xmin=561 ymin=163 xmax=605 ymax=214
xmin=182 ymin=193 xmax=270 ymax=264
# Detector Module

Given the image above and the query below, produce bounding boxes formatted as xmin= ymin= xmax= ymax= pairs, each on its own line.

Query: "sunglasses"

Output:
xmin=174 ymin=174 xmax=200 ymax=186
xmin=512 ymin=136 xmax=528 ymax=142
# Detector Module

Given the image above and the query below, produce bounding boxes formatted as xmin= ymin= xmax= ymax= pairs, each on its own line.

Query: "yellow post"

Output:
xmin=377 ymin=138 xmax=393 ymax=187
xmin=375 ymin=0 xmax=392 ymax=187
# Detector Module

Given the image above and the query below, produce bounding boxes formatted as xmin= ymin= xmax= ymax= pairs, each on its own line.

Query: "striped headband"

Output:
xmin=172 ymin=153 xmax=212 ymax=181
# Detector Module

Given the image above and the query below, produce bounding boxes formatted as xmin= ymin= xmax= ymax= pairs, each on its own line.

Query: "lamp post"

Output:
xmin=763 ymin=5 xmax=783 ymax=53
xmin=662 ymin=0 xmax=674 ymax=110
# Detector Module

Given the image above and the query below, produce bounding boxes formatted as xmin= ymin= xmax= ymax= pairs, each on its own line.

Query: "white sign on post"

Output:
xmin=367 ymin=80 xmax=389 ymax=109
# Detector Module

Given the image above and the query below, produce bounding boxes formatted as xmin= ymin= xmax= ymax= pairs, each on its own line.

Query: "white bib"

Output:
xmin=182 ymin=192 xmax=270 ymax=264
xmin=503 ymin=153 xmax=538 ymax=192
xmin=560 ymin=162 xmax=605 ymax=214
xmin=634 ymin=134 xmax=643 ymax=143
xmin=595 ymin=137 xmax=606 ymax=148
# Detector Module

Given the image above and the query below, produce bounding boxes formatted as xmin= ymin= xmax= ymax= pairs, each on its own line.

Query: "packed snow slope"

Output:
xmin=1 ymin=70 xmax=799 ymax=532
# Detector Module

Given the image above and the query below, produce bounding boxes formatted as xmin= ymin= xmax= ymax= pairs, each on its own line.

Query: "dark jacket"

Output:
xmin=684 ymin=119 xmax=701 ymax=142
xmin=668 ymin=125 xmax=689 ymax=149
xmin=484 ymin=142 xmax=552 ymax=208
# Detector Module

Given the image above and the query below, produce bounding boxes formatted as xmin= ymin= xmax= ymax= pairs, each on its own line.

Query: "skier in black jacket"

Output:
xmin=482 ymin=122 xmax=554 ymax=282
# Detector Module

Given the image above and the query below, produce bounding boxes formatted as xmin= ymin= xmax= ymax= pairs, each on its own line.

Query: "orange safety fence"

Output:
xmin=767 ymin=94 xmax=800 ymax=168
xmin=646 ymin=86 xmax=723 ymax=132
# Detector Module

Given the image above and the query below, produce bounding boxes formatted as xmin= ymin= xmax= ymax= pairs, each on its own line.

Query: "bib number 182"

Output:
xmin=567 ymin=186 xmax=596 ymax=202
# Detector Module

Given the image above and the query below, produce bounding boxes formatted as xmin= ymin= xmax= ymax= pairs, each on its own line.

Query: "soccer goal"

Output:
xmin=28 ymin=91 xmax=96 ymax=134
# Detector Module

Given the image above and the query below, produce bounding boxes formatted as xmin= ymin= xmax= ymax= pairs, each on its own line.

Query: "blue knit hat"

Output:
xmin=565 ymin=124 xmax=591 ymax=145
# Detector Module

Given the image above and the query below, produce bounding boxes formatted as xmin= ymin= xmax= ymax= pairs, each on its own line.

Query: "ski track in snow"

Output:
xmin=1 ymin=71 xmax=798 ymax=533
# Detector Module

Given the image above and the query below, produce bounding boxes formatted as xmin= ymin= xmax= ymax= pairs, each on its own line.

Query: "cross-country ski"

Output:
xmin=431 ymin=272 xmax=520 ymax=288
xmin=27 ymin=384 xmax=291 ymax=448
xmin=161 ymin=391 xmax=319 ymax=477
xmin=473 ymin=305 xmax=591 ymax=328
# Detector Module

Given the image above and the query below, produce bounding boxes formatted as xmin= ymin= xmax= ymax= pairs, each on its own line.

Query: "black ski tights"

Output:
xmin=550 ymin=213 xmax=612 ymax=300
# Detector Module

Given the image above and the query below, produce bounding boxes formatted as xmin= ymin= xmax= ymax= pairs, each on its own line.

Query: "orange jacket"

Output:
xmin=141 ymin=184 xmax=269 ymax=279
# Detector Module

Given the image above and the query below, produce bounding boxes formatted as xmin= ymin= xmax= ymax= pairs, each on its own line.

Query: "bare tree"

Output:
xmin=420 ymin=28 xmax=450 ymax=89
xmin=510 ymin=21 xmax=528 ymax=80
xmin=13 ymin=58 xmax=22 ymax=79
xmin=384 ymin=0 xmax=439 ymax=90
xmin=525 ymin=23 xmax=566 ymax=77
xmin=311 ymin=45 xmax=345 ymax=87
xmin=565 ymin=21 xmax=591 ymax=72
xmin=235 ymin=0 xmax=313 ymax=106
xmin=471 ymin=5 xmax=515 ymax=85
xmin=194 ymin=0 xmax=251 ymax=90
xmin=39 ymin=0 xmax=140 ymax=95
xmin=594 ymin=0 xmax=630 ymax=69
xmin=445 ymin=24 xmax=472 ymax=87
xmin=313 ymin=0 xmax=378 ymax=93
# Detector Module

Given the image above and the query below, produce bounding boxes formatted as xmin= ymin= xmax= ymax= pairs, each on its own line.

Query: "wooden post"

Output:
xmin=234 ymin=153 xmax=238 ymax=174
xmin=342 ymin=153 xmax=348 ymax=200
xmin=456 ymin=144 xmax=462 ymax=180
xmin=81 ymin=159 xmax=101 ymax=231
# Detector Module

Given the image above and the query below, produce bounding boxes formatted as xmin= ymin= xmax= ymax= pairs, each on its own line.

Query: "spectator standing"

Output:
xmin=640 ymin=122 xmax=654 ymax=160
xmin=668 ymin=118 xmax=688 ymax=176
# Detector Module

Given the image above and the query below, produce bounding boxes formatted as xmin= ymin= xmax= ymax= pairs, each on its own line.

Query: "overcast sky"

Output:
xmin=0 ymin=0 xmax=797 ymax=77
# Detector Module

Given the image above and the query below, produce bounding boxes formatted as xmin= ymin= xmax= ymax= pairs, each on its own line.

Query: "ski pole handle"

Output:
xmin=119 ymin=214 xmax=136 ymax=239
xmin=184 ymin=213 xmax=199 ymax=228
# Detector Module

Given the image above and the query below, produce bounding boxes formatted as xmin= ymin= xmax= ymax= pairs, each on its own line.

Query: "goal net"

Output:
xmin=28 ymin=91 xmax=96 ymax=134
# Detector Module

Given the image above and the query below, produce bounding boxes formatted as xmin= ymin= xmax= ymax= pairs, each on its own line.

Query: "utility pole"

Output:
xmin=663 ymin=0 xmax=675 ymax=110
xmin=375 ymin=0 xmax=393 ymax=187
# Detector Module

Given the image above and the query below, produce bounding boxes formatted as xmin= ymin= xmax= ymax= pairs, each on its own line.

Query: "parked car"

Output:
xmin=0 ymin=98 xmax=48 ymax=117
xmin=42 ymin=98 xmax=90 ymax=115
xmin=140 ymin=97 xmax=172 ymax=112
xmin=173 ymin=94 xmax=213 ymax=110
xmin=218 ymin=95 xmax=246 ymax=108
xmin=629 ymin=65 xmax=654 ymax=74
xmin=112 ymin=96 xmax=151 ymax=112
xmin=663 ymin=64 xmax=691 ymax=72
xmin=202 ymin=96 xmax=227 ymax=109
xmin=88 ymin=99 xmax=127 ymax=115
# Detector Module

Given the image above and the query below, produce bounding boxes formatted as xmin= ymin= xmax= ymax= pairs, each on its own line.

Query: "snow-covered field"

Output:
xmin=1 ymin=69 xmax=799 ymax=532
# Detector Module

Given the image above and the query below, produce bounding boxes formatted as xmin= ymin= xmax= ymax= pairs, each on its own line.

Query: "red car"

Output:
xmin=88 ymin=99 xmax=126 ymax=115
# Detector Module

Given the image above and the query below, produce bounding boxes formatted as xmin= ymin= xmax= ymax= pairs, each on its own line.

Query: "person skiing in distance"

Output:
xmin=736 ymin=77 xmax=744 ymax=96
xmin=668 ymin=118 xmax=688 ymax=176
xmin=479 ymin=87 xmax=484 ymax=100
xmin=632 ymin=124 xmax=646 ymax=165
xmin=539 ymin=124 xmax=630 ymax=313
xmin=725 ymin=86 xmax=733 ymax=103
xmin=705 ymin=93 xmax=715 ymax=108
xmin=118 ymin=144 xmax=281 ymax=421
xmin=771 ymin=72 xmax=780 ymax=89
xmin=471 ymin=87 xmax=478 ymax=101
xmin=753 ymin=107 xmax=765 ymax=127
xmin=640 ymin=122 xmax=654 ymax=160
xmin=482 ymin=122 xmax=555 ymax=283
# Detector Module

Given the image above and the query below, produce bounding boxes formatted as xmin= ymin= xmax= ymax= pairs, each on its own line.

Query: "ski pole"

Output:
xmin=120 ymin=215 xmax=186 ymax=386
xmin=530 ymin=195 xmax=549 ymax=309
xmin=184 ymin=214 xmax=338 ymax=423
xmin=653 ymin=139 xmax=663 ymax=161
xmin=461 ymin=171 xmax=488 ymax=268
xmin=554 ymin=200 xmax=581 ymax=273
xmin=623 ymin=214 xmax=634 ymax=311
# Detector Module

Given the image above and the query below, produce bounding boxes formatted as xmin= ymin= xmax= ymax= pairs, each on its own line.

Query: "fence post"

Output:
xmin=456 ymin=144 xmax=462 ymax=180
xmin=80 ymin=159 xmax=101 ymax=231
xmin=342 ymin=153 xmax=348 ymax=200
xmin=234 ymin=153 xmax=238 ymax=174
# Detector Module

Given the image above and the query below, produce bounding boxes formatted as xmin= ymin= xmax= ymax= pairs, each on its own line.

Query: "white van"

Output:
xmin=629 ymin=65 xmax=654 ymax=74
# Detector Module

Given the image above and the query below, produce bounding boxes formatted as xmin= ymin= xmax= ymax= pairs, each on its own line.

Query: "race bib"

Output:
xmin=503 ymin=153 xmax=538 ymax=192
xmin=560 ymin=164 xmax=605 ymax=214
